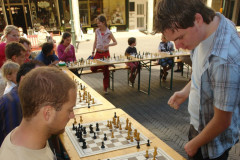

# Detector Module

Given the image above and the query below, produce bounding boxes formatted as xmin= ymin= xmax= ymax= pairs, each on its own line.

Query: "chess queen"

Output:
xmin=91 ymin=15 xmax=117 ymax=94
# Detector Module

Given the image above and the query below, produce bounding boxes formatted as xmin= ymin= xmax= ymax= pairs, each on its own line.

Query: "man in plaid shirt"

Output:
xmin=155 ymin=0 xmax=240 ymax=159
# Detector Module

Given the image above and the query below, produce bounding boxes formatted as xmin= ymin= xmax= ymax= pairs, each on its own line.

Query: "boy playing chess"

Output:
xmin=125 ymin=37 xmax=139 ymax=84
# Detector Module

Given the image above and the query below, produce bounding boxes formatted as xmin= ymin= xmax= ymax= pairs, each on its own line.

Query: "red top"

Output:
xmin=0 ymin=42 xmax=6 ymax=67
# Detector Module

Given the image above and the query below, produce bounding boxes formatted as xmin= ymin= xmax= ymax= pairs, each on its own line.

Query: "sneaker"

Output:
xmin=104 ymin=89 xmax=108 ymax=95
xmin=160 ymin=69 xmax=164 ymax=79
xmin=163 ymin=72 xmax=168 ymax=81
xmin=129 ymin=73 xmax=135 ymax=83
xmin=174 ymin=69 xmax=181 ymax=72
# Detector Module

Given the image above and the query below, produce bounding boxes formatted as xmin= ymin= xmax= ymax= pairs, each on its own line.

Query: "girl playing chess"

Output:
xmin=91 ymin=15 xmax=117 ymax=94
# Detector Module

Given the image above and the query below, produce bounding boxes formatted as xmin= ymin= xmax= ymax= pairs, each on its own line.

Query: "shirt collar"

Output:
xmin=211 ymin=12 xmax=236 ymax=60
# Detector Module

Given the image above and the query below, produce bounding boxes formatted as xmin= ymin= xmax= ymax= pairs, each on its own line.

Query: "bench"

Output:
xmin=76 ymin=65 xmax=130 ymax=91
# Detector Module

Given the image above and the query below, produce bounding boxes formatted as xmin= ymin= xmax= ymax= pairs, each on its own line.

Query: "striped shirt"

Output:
xmin=96 ymin=28 xmax=112 ymax=51
xmin=190 ymin=12 xmax=240 ymax=159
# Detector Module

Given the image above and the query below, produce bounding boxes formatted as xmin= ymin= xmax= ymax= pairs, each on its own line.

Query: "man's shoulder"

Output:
xmin=35 ymin=52 xmax=44 ymax=60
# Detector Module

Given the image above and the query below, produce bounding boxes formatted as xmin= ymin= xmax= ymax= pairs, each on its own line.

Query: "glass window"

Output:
xmin=103 ymin=0 xmax=126 ymax=25
xmin=90 ymin=0 xmax=103 ymax=26
xmin=8 ymin=0 xmax=22 ymax=3
xmin=79 ymin=0 xmax=89 ymax=26
xmin=130 ymin=2 xmax=135 ymax=12
xmin=0 ymin=5 xmax=6 ymax=32
xmin=29 ymin=0 xmax=59 ymax=31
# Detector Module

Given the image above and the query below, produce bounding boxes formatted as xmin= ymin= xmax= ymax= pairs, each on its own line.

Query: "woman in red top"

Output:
xmin=0 ymin=25 xmax=20 ymax=67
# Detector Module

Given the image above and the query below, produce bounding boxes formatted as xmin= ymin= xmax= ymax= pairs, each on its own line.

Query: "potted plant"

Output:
xmin=110 ymin=26 xmax=117 ymax=33
xmin=87 ymin=27 xmax=94 ymax=34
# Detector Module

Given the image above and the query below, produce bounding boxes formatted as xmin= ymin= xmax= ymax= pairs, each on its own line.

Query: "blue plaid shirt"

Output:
xmin=0 ymin=87 xmax=22 ymax=146
xmin=190 ymin=13 xmax=240 ymax=159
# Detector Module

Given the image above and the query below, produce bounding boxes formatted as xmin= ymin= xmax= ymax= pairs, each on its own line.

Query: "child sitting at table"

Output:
xmin=156 ymin=36 xmax=175 ymax=81
xmin=125 ymin=37 xmax=139 ymax=84
xmin=1 ymin=60 xmax=20 ymax=95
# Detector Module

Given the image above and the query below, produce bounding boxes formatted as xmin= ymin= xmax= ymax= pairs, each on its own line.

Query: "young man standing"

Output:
xmin=155 ymin=0 xmax=240 ymax=159
xmin=0 ymin=67 xmax=76 ymax=159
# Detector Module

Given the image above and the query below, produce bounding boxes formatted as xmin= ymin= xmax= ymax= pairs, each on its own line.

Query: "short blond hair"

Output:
xmin=1 ymin=60 xmax=20 ymax=81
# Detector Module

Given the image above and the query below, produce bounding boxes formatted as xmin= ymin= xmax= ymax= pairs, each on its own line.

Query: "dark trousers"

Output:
xmin=188 ymin=125 xmax=231 ymax=160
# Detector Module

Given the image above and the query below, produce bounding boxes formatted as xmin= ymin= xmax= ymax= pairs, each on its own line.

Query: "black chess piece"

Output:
xmin=83 ymin=127 xmax=87 ymax=134
xmin=82 ymin=140 xmax=87 ymax=149
xmin=104 ymin=133 xmax=107 ymax=141
xmin=96 ymin=123 xmax=99 ymax=131
xmin=72 ymin=123 xmax=75 ymax=130
xmin=80 ymin=84 xmax=82 ymax=90
xmin=88 ymin=103 xmax=90 ymax=108
xmin=114 ymin=54 xmax=116 ymax=59
xmin=101 ymin=141 xmax=105 ymax=149
xmin=147 ymin=139 xmax=150 ymax=146
xmin=75 ymin=129 xmax=78 ymax=136
xmin=136 ymin=141 xmax=140 ymax=149
xmin=89 ymin=124 xmax=94 ymax=133
xmin=114 ymin=112 xmax=117 ymax=118
xmin=93 ymin=132 xmax=97 ymax=139
xmin=78 ymin=132 xmax=83 ymax=142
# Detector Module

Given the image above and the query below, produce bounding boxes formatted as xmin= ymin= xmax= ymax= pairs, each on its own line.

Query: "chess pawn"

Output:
xmin=115 ymin=121 xmax=119 ymax=128
xmin=134 ymin=129 xmax=137 ymax=138
xmin=145 ymin=150 xmax=149 ymax=158
xmin=92 ymin=98 xmax=95 ymax=104
xmin=128 ymin=122 xmax=132 ymax=131
xmin=80 ymin=116 xmax=83 ymax=123
xmin=107 ymin=120 xmax=110 ymax=127
xmin=111 ymin=131 xmax=114 ymax=138
xmin=130 ymin=136 xmax=134 ymax=142
xmin=136 ymin=133 xmax=140 ymax=141
xmin=113 ymin=117 xmax=116 ymax=125
xmin=126 ymin=130 xmax=131 ymax=140
xmin=125 ymin=118 xmax=129 ymax=130
xmin=109 ymin=121 xmax=113 ymax=130
xmin=117 ymin=116 xmax=120 ymax=124
xmin=74 ymin=118 xmax=77 ymax=124
xmin=154 ymin=147 xmax=158 ymax=156
xmin=119 ymin=124 xmax=122 ymax=130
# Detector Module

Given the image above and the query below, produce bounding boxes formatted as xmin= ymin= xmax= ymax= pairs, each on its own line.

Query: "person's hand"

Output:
xmin=51 ymin=60 xmax=59 ymax=65
xmin=103 ymin=45 xmax=109 ymax=49
xmin=168 ymin=90 xmax=187 ymax=109
xmin=65 ymin=45 xmax=71 ymax=53
xmin=184 ymin=140 xmax=199 ymax=157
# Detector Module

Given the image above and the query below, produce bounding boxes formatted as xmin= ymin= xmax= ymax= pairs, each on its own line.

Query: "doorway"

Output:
xmin=129 ymin=0 xmax=146 ymax=31
xmin=4 ymin=3 xmax=32 ymax=33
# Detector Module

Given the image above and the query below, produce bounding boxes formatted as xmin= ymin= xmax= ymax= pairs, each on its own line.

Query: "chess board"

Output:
xmin=97 ymin=57 xmax=129 ymax=63
xmin=67 ymin=60 xmax=96 ymax=68
xmin=65 ymin=118 xmax=149 ymax=157
xmin=130 ymin=53 xmax=164 ymax=59
xmin=103 ymin=148 xmax=174 ymax=160
xmin=74 ymin=89 xmax=102 ymax=109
